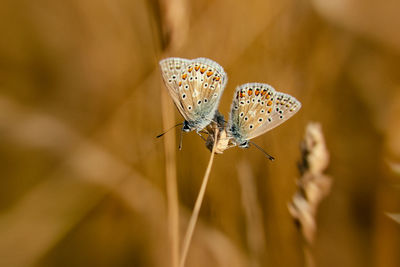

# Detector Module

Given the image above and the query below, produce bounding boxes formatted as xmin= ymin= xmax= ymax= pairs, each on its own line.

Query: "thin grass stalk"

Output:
xmin=179 ymin=127 xmax=219 ymax=267
xmin=161 ymin=87 xmax=180 ymax=267
xmin=156 ymin=0 xmax=188 ymax=264
xmin=303 ymin=245 xmax=315 ymax=267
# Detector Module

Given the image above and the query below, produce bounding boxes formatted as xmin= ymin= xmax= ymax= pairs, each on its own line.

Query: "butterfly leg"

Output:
xmin=196 ymin=130 xmax=207 ymax=141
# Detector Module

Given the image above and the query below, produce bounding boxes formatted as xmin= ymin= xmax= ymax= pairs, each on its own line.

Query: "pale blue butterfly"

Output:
xmin=207 ymin=83 xmax=301 ymax=159
xmin=158 ymin=57 xmax=227 ymax=146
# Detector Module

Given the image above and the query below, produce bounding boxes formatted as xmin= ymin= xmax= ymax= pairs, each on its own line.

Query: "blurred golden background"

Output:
xmin=1 ymin=0 xmax=400 ymax=266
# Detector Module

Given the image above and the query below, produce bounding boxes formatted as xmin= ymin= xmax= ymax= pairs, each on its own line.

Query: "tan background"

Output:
xmin=1 ymin=0 xmax=400 ymax=266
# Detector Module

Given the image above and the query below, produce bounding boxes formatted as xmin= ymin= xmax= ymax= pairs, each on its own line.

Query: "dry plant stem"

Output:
xmin=161 ymin=87 xmax=180 ymax=267
xmin=158 ymin=0 xmax=188 ymax=264
xmin=179 ymin=127 xmax=219 ymax=267
xmin=303 ymin=245 xmax=315 ymax=267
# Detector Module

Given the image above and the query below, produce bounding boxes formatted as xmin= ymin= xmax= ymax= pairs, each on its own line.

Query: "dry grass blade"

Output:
xmin=237 ymin=160 xmax=267 ymax=267
xmin=386 ymin=213 xmax=400 ymax=224
xmin=179 ymin=126 xmax=219 ymax=267
xmin=385 ymin=162 xmax=400 ymax=224
xmin=160 ymin=85 xmax=180 ymax=267
xmin=156 ymin=0 xmax=188 ymax=264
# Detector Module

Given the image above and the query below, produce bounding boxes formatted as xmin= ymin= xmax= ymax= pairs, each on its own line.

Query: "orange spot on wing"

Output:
xmin=188 ymin=67 xmax=193 ymax=72
xmin=255 ymin=89 xmax=260 ymax=96
xmin=248 ymin=89 xmax=253 ymax=96
xmin=206 ymin=71 xmax=213 ymax=77
xmin=266 ymin=94 xmax=270 ymax=99
xmin=178 ymin=81 xmax=182 ymax=86
xmin=200 ymin=67 xmax=206 ymax=74
xmin=261 ymin=90 xmax=267 ymax=96
xmin=182 ymin=73 xmax=187 ymax=79
xmin=215 ymin=76 xmax=220 ymax=81
xmin=240 ymin=92 xmax=245 ymax=98
xmin=268 ymin=108 xmax=272 ymax=113
xmin=195 ymin=65 xmax=200 ymax=71
xmin=267 ymin=100 xmax=273 ymax=106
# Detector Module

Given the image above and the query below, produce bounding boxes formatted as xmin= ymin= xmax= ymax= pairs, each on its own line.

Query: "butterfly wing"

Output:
xmin=159 ymin=58 xmax=191 ymax=121
xmin=228 ymin=83 xmax=301 ymax=144
xmin=159 ymin=57 xmax=227 ymax=130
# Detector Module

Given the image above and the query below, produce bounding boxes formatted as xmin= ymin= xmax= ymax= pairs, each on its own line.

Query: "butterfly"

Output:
xmin=206 ymin=83 xmax=301 ymax=158
xmin=159 ymin=57 xmax=227 ymax=134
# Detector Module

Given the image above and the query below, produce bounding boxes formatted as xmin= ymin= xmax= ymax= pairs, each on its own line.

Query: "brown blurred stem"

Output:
xmin=156 ymin=0 xmax=188 ymax=264
xmin=179 ymin=127 xmax=219 ymax=267
xmin=161 ymin=86 xmax=180 ymax=267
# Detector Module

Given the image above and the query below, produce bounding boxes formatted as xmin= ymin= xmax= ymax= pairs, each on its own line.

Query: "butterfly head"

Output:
xmin=182 ymin=120 xmax=192 ymax=132
xmin=238 ymin=140 xmax=250 ymax=148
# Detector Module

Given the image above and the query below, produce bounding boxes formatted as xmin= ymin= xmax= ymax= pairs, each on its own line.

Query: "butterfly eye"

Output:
xmin=239 ymin=141 xmax=249 ymax=148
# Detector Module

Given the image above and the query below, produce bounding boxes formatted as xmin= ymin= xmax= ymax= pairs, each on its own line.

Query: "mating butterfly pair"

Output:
xmin=159 ymin=57 xmax=301 ymax=156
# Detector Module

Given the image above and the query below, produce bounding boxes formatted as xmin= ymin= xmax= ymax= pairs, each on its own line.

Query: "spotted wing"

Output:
xmin=159 ymin=57 xmax=227 ymax=130
xmin=228 ymin=83 xmax=301 ymax=142
xmin=159 ymin=58 xmax=191 ymax=121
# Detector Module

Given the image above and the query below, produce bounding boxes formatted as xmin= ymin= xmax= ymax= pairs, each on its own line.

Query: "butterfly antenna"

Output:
xmin=249 ymin=141 xmax=275 ymax=161
xmin=156 ymin=123 xmax=183 ymax=138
